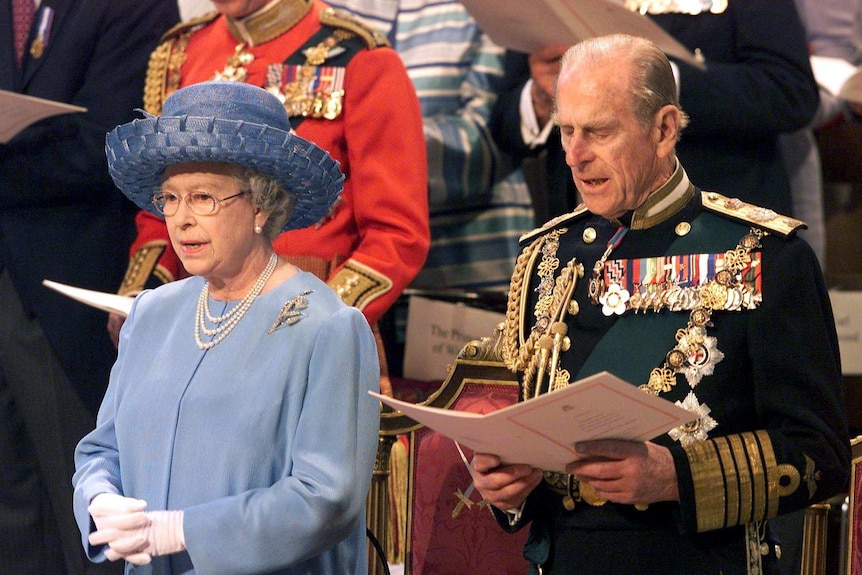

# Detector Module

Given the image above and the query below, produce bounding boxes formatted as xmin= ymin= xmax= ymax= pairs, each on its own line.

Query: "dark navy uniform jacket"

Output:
xmin=498 ymin=165 xmax=849 ymax=575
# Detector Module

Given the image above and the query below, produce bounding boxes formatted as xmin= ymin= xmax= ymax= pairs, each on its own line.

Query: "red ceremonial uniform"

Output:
xmin=123 ymin=0 xmax=429 ymax=325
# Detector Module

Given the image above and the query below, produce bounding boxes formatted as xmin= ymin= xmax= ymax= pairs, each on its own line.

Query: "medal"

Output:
xmin=29 ymin=38 xmax=44 ymax=59
xmin=29 ymin=6 xmax=54 ymax=60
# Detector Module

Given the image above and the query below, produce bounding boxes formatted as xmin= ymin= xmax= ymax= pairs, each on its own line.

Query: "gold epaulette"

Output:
xmin=701 ymin=191 xmax=806 ymax=238
xmin=319 ymin=8 xmax=390 ymax=49
xmin=142 ymin=12 xmax=219 ymax=115
xmin=518 ymin=205 xmax=590 ymax=246
xmin=162 ymin=11 xmax=220 ymax=42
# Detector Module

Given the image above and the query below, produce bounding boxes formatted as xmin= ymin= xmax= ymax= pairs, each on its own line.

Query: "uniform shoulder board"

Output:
xmin=319 ymin=8 xmax=390 ymax=49
xmin=701 ymin=190 xmax=806 ymax=238
xmin=160 ymin=10 xmax=219 ymax=42
xmin=519 ymin=204 xmax=590 ymax=246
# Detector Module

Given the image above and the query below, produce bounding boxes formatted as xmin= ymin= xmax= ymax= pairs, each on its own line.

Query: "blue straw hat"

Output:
xmin=105 ymin=81 xmax=344 ymax=231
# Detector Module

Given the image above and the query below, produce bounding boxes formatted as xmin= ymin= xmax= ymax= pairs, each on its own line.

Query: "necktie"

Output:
xmin=12 ymin=0 xmax=36 ymax=66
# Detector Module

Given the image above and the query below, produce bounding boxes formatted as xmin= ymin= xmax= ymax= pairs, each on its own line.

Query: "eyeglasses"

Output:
xmin=152 ymin=191 xmax=247 ymax=216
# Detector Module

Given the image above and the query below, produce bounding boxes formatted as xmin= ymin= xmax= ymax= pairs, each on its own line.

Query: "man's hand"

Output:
xmin=470 ymin=453 xmax=543 ymax=511
xmin=529 ymin=44 xmax=569 ymax=125
xmin=565 ymin=440 xmax=680 ymax=506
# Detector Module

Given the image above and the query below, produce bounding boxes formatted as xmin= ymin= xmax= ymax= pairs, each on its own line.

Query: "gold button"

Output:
xmin=568 ymin=300 xmax=580 ymax=316
xmin=562 ymin=496 xmax=576 ymax=511
xmin=675 ymin=222 xmax=691 ymax=237
xmin=583 ymin=227 xmax=597 ymax=244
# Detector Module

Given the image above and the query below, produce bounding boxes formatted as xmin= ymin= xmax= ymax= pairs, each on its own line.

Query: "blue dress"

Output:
xmin=73 ymin=271 xmax=381 ymax=574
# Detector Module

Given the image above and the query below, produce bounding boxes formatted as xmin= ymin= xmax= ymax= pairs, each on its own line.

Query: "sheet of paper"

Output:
xmin=42 ymin=280 xmax=134 ymax=317
xmin=810 ymin=55 xmax=858 ymax=97
xmin=460 ymin=0 xmax=704 ymax=70
xmin=0 ymin=90 xmax=87 ymax=143
xmin=372 ymin=371 xmax=694 ymax=472
xmin=402 ymin=295 xmax=505 ymax=382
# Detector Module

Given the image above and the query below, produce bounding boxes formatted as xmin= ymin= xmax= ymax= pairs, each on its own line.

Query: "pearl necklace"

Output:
xmin=195 ymin=253 xmax=278 ymax=350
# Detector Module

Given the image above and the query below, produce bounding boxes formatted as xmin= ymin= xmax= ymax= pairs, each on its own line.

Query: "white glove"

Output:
xmin=88 ymin=493 xmax=148 ymax=526
xmin=88 ymin=493 xmax=151 ymax=565
xmin=88 ymin=494 xmax=186 ymax=565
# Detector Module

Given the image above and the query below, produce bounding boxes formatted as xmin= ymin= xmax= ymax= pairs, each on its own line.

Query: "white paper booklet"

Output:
xmin=372 ymin=371 xmax=694 ymax=472
xmin=809 ymin=55 xmax=862 ymax=106
xmin=0 ymin=90 xmax=87 ymax=143
xmin=42 ymin=280 xmax=134 ymax=317
xmin=459 ymin=0 xmax=704 ymax=70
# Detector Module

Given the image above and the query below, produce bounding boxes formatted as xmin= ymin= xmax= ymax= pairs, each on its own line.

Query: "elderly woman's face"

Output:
xmin=161 ymin=162 xmax=265 ymax=289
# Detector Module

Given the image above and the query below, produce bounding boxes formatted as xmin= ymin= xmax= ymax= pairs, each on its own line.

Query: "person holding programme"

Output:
xmin=495 ymin=0 xmax=818 ymax=223
xmin=470 ymin=35 xmax=849 ymax=575
xmin=73 ymin=81 xmax=380 ymax=574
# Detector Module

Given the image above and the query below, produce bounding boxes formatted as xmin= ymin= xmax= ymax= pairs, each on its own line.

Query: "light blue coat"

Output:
xmin=73 ymin=271 xmax=380 ymax=574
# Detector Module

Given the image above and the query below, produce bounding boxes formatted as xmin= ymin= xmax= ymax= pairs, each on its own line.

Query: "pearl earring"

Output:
xmin=254 ymin=224 xmax=263 ymax=234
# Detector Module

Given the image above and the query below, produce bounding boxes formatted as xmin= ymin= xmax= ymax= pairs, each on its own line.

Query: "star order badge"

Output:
xmin=668 ymin=391 xmax=718 ymax=445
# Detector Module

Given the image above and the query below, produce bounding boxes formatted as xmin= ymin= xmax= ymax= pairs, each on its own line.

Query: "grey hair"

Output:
xmin=559 ymin=34 xmax=690 ymax=137
xmin=235 ymin=167 xmax=297 ymax=240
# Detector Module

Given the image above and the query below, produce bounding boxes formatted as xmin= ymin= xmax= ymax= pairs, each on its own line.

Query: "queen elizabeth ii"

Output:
xmin=72 ymin=81 xmax=380 ymax=574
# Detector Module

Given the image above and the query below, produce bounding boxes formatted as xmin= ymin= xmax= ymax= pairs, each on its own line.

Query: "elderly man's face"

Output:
xmin=210 ymin=0 xmax=271 ymax=19
xmin=555 ymin=59 xmax=676 ymax=220
xmin=162 ymin=162 xmax=268 ymax=294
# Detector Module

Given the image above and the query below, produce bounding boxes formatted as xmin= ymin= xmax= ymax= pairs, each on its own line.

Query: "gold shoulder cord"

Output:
xmin=502 ymin=229 xmax=584 ymax=401
xmin=142 ymin=31 xmax=194 ymax=115
xmin=142 ymin=14 xmax=216 ymax=115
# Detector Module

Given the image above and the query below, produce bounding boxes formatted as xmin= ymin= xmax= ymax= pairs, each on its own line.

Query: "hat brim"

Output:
xmin=106 ymin=114 xmax=344 ymax=231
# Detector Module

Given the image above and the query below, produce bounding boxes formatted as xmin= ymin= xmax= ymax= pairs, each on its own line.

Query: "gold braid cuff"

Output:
xmin=118 ymin=242 xmax=172 ymax=296
xmin=327 ymin=259 xmax=392 ymax=310
xmin=684 ymin=430 xmax=792 ymax=532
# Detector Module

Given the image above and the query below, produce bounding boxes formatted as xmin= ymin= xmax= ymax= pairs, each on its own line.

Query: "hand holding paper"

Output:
xmin=459 ymin=0 xmax=704 ymax=70
xmin=470 ymin=452 xmax=544 ymax=512
xmin=566 ymin=439 xmax=680 ymax=504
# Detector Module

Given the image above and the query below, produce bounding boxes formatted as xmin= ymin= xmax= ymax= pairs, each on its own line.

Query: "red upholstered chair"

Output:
xmin=797 ymin=435 xmax=862 ymax=575
xmin=380 ymin=326 xmax=529 ymax=575
xmin=846 ymin=436 xmax=862 ymax=575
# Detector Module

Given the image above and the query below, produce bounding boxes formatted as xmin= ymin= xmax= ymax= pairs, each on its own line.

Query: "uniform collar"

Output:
xmin=226 ymin=0 xmax=313 ymax=46
xmin=623 ymin=160 xmax=694 ymax=230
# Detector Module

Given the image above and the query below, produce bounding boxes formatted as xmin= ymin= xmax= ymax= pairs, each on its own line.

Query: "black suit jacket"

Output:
xmin=0 ymin=0 xmax=179 ymax=413
xmin=494 ymin=0 xmax=818 ymax=220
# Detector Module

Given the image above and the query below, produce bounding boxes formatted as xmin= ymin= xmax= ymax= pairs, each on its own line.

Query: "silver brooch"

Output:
xmin=268 ymin=290 xmax=313 ymax=334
